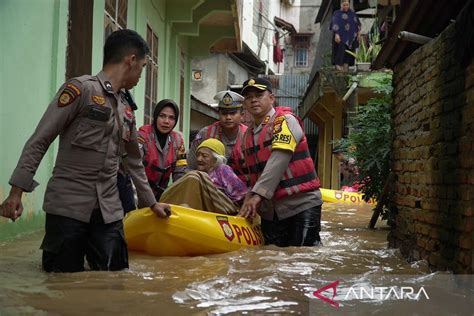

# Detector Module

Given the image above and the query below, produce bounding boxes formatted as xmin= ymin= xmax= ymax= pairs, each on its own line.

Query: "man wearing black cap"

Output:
xmin=237 ymin=77 xmax=323 ymax=247
xmin=187 ymin=90 xmax=247 ymax=170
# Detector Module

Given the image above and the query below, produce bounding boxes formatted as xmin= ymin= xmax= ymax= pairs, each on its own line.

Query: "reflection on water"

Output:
xmin=2 ymin=203 xmax=469 ymax=315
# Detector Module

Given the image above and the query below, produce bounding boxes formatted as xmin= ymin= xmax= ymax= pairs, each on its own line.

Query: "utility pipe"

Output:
xmin=398 ymin=31 xmax=432 ymax=44
xmin=343 ymin=82 xmax=358 ymax=101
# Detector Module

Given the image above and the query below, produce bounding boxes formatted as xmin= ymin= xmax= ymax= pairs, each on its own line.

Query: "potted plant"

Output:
xmin=346 ymin=28 xmax=381 ymax=72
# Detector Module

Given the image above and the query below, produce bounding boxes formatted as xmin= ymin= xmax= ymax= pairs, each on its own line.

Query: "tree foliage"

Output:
xmin=334 ymin=77 xmax=393 ymax=204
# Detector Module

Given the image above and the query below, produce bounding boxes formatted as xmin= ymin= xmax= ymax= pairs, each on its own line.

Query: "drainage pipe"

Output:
xmin=343 ymin=82 xmax=358 ymax=101
xmin=398 ymin=31 xmax=432 ymax=44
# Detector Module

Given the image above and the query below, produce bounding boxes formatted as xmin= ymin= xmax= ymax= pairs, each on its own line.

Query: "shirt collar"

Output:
xmin=97 ymin=71 xmax=115 ymax=95
xmin=253 ymin=107 xmax=275 ymax=133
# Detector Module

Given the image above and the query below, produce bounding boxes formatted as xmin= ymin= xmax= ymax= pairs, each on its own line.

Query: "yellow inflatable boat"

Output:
xmin=124 ymin=205 xmax=263 ymax=256
xmin=320 ymin=188 xmax=377 ymax=205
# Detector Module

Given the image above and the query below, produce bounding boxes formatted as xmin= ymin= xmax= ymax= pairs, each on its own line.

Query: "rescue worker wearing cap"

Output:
xmin=235 ymin=78 xmax=323 ymax=247
xmin=136 ymin=99 xmax=187 ymax=202
xmin=160 ymin=138 xmax=248 ymax=214
xmin=187 ymin=91 xmax=247 ymax=172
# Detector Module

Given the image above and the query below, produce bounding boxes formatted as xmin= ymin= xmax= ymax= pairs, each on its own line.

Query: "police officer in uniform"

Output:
xmin=187 ymin=90 xmax=247 ymax=170
xmin=0 ymin=29 xmax=170 ymax=272
xmin=237 ymin=78 xmax=323 ymax=247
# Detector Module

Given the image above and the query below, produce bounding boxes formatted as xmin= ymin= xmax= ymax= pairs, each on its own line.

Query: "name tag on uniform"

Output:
xmin=87 ymin=105 xmax=111 ymax=122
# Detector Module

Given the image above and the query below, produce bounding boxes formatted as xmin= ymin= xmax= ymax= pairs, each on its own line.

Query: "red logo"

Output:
xmin=313 ymin=280 xmax=340 ymax=309
xmin=216 ymin=216 xmax=234 ymax=241
xmin=124 ymin=106 xmax=133 ymax=119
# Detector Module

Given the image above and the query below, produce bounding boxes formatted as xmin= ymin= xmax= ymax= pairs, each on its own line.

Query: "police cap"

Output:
xmin=214 ymin=90 xmax=244 ymax=109
xmin=241 ymin=78 xmax=273 ymax=94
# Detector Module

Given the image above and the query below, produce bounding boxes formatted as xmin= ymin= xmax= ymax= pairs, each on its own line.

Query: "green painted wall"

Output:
xmin=0 ymin=0 xmax=68 ymax=240
xmin=0 ymin=0 xmax=200 ymax=239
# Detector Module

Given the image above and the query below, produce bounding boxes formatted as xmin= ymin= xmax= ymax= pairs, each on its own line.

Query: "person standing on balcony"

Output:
xmin=331 ymin=0 xmax=361 ymax=71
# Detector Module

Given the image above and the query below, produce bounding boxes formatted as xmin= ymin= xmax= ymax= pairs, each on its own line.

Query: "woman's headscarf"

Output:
xmin=153 ymin=99 xmax=179 ymax=128
xmin=152 ymin=99 xmax=179 ymax=148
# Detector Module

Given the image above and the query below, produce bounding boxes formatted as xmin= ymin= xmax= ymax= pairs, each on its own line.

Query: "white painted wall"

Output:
xmin=191 ymin=54 xmax=219 ymax=105
xmin=283 ymin=0 xmax=322 ymax=74
xmin=241 ymin=0 xmax=285 ymax=74
xmin=191 ymin=54 xmax=249 ymax=105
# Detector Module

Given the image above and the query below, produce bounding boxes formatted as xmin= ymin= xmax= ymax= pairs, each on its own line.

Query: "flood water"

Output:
xmin=1 ymin=204 xmax=472 ymax=315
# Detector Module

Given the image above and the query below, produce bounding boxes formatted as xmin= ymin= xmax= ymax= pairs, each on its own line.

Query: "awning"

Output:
xmin=274 ymin=16 xmax=297 ymax=35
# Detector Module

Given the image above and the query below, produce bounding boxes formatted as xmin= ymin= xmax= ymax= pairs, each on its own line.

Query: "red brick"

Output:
xmin=426 ymin=239 xmax=439 ymax=251
xmin=462 ymin=205 xmax=472 ymax=216
xmin=457 ymin=217 xmax=473 ymax=233
xmin=430 ymin=229 xmax=440 ymax=239
xmin=458 ymin=250 xmax=472 ymax=267
xmin=417 ymin=237 xmax=428 ymax=248
xmin=459 ymin=234 xmax=472 ymax=250
xmin=428 ymin=252 xmax=441 ymax=266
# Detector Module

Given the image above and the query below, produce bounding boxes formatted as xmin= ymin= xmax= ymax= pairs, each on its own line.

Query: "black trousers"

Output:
xmin=40 ymin=209 xmax=128 ymax=273
xmin=332 ymin=41 xmax=355 ymax=66
xmin=261 ymin=205 xmax=322 ymax=247
xmin=117 ymin=172 xmax=136 ymax=214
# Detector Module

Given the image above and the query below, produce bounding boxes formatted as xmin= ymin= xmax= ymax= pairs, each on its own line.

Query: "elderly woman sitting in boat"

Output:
xmin=159 ymin=138 xmax=248 ymax=215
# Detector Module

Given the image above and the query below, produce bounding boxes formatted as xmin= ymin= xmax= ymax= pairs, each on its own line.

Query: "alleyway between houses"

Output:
xmin=2 ymin=204 xmax=471 ymax=315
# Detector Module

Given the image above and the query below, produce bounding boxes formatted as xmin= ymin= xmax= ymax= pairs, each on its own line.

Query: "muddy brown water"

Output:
xmin=1 ymin=204 xmax=471 ymax=315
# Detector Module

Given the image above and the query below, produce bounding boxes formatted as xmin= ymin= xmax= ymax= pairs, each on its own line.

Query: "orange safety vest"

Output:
xmin=138 ymin=125 xmax=184 ymax=197
xmin=241 ymin=107 xmax=320 ymax=200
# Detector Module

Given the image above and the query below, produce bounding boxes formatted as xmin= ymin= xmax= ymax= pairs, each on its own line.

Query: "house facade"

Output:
xmin=0 ymin=0 xmax=242 ymax=239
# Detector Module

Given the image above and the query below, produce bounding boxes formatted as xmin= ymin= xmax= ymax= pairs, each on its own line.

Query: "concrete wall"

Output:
xmin=312 ymin=6 xmax=332 ymax=74
xmin=0 ymin=0 xmax=198 ymax=239
xmin=389 ymin=24 xmax=474 ymax=273
xmin=190 ymin=111 xmax=216 ymax=132
xmin=241 ymin=0 xmax=279 ymax=74
xmin=191 ymin=54 xmax=248 ymax=105
xmin=283 ymin=0 xmax=321 ymax=75
xmin=0 ymin=0 xmax=69 ymax=239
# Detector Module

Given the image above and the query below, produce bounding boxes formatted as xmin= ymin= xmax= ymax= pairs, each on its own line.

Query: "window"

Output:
xmin=104 ymin=0 xmax=127 ymax=39
xmin=295 ymin=46 xmax=308 ymax=67
xmin=293 ymin=34 xmax=311 ymax=67
xmin=144 ymin=25 xmax=159 ymax=124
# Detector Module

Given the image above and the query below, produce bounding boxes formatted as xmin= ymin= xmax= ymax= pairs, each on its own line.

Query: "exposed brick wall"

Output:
xmin=389 ymin=24 xmax=474 ymax=273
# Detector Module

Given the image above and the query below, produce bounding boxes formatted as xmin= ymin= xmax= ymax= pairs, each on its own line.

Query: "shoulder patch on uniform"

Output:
xmin=273 ymin=116 xmax=285 ymax=134
xmin=58 ymin=83 xmax=81 ymax=107
xmin=67 ymin=83 xmax=81 ymax=95
xmin=263 ymin=116 xmax=270 ymax=125
xmin=272 ymin=116 xmax=297 ymax=152
xmin=92 ymin=95 xmax=105 ymax=105
xmin=177 ymin=143 xmax=186 ymax=155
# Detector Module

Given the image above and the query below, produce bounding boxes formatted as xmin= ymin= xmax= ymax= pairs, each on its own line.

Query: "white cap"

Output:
xmin=213 ymin=90 xmax=244 ymax=109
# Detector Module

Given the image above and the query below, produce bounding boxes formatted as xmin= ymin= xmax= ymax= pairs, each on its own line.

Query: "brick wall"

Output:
xmin=389 ymin=24 xmax=474 ymax=273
